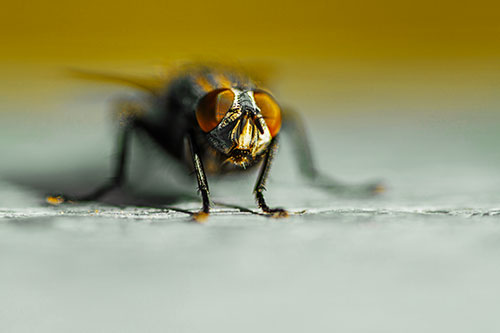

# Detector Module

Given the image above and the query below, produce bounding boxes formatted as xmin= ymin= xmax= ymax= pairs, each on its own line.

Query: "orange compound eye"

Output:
xmin=254 ymin=91 xmax=282 ymax=137
xmin=195 ymin=89 xmax=235 ymax=132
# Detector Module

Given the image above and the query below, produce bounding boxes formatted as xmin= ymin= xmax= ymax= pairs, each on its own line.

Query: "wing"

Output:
xmin=67 ymin=68 xmax=167 ymax=95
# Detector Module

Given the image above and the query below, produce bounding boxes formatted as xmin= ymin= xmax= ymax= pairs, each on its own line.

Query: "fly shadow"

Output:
xmin=3 ymin=167 xmax=273 ymax=218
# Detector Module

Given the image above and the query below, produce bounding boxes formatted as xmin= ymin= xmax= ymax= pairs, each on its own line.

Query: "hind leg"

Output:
xmin=46 ymin=101 xmax=146 ymax=204
xmin=47 ymin=121 xmax=133 ymax=204
xmin=282 ymin=108 xmax=384 ymax=195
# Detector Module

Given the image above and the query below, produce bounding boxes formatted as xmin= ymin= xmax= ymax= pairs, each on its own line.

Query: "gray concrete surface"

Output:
xmin=2 ymin=96 xmax=500 ymax=332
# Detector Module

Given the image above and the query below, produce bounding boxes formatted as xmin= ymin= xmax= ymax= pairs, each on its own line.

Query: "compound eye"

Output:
xmin=254 ymin=91 xmax=282 ymax=137
xmin=196 ymin=89 xmax=235 ymax=132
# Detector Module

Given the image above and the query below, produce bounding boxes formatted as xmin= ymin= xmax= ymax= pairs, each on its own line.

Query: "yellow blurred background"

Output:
xmin=2 ymin=0 xmax=500 ymax=61
xmin=1 ymin=0 xmax=500 ymax=115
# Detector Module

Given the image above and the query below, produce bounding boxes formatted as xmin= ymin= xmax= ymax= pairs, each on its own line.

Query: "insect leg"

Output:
xmin=254 ymin=137 xmax=288 ymax=218
xmin=47 ymin=121 xmax=133 ymax=204
xmin=45 ymin=100 xmax=148 ymax=205
xmin=86 ymin=124 xmax=131 ymax=200
xmin=282 ymin=108 xmax=383 ymax=195
xmin=187 ymin=133 xmax=211 ymax=221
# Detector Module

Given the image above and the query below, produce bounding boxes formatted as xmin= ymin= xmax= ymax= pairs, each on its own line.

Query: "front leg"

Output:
xmin=254 ymin=137 xmax=288 ymax=218
xmin=187 ymin=133 xmax=211 ymax=221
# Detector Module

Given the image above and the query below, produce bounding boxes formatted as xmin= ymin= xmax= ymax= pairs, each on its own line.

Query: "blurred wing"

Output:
xmin=67 ymin=68 xmax=167 ymax=95
xmin=66 ymin=61 xmax=279 ymax=94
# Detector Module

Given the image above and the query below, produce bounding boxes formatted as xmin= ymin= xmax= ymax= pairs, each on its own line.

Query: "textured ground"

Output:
xmin=2 ymin=96 xmax=500 ymax=332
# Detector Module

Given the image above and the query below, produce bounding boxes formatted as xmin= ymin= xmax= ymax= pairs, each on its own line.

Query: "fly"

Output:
xmin=47 ymin=64 xmax=382 ymax=221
